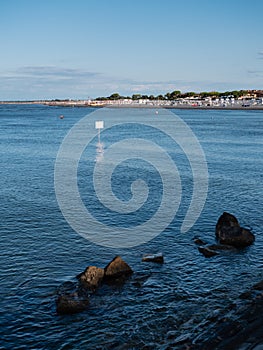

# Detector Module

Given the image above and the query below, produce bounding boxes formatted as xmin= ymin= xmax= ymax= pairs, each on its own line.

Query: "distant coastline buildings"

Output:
xmin=1 ymin=90 xmax=263 ymax=108
xmin=44 ymin=90 xmax=263 ymax=108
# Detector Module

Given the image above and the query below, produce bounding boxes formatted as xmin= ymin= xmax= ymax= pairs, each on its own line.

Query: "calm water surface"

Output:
xmin=0 ymin=105 xmax=263 ymax=349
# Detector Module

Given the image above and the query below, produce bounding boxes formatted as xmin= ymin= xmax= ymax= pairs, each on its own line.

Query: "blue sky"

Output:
xmin=1 ymin=0 xmax=263 ymax=100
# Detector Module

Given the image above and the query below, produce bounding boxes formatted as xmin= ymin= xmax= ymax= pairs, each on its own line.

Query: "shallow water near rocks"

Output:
xmin=0 ymin=105 xmax=263 ymax=349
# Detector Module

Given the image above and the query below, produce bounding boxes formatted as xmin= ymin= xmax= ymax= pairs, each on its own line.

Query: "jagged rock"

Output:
xmin=142 ymin=253 xmax=164 ymax=263
xmin=198 ymin=246 xmax=219 ymax=258
xmin=104 ymin=256 xmax=133 ymax=282
xmin=77 ymin=266 xmax=104 ymax=290
xmin=216 ymin=212 xmax=239 ymax=239
xmin=215 ymin=212 xmax=255 ymax=247
xmin=56 ymin=294 xmax=89 ymax=315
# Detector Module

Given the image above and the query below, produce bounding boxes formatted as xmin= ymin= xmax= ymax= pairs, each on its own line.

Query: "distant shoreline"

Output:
xmin=104 ymin=104 xmax=263 ymax=110
xmin=1 ymin=101 xmax=263 ymax=110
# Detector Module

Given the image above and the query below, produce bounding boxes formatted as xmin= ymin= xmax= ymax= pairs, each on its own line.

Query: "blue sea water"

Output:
xmin=0 ymin=105 xmax=263 ymax=349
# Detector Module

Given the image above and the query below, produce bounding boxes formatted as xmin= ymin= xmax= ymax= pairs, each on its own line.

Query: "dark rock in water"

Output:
xmin=194 ymin=238 xmax=207 ymax=245
xmin=104 ymin=256 xmax=133 ymax=282
xmin=252 ymin=280 xmax=263 ymax=291
xmin=185 ymin=279 xmax=263 ymax=349
xmin=56 ymin=280 xmax=90 ymax=315
xmin=215 ymin=212 xmax=255 ymax=247
xmin=57 ymin=281 xmax=78 ymax=295
xmin=207 ymin=244 xmax=237 ymax=251
xmin=239 ymin=291 xmax=253 ymax=300
xmin=77 ymin=266 xmax=104 ymax=290
xmin=198 ymin=246 xmax=219 ymax=258
xmin=142 ymin=253 xmax=164 ymax=263
xmin=170 ymin=333 xmax=192 ymax=345
xmin=218 ymin=226 xmax=255 ymax=248
xmin=216 ymin=212 xmax=239 ymax=238
xmin=56 ymin=294 xmax=89 ymax=315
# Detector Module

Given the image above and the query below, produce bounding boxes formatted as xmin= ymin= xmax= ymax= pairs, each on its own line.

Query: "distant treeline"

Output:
xmin=95 ymin=90 xmax=260 ymax=101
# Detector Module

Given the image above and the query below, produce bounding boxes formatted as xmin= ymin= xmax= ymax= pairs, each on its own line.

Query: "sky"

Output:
xmin=1 ymin=0 xmax=263 ymax=100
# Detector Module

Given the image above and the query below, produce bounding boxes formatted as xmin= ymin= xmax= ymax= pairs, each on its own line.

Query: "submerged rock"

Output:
xmin=56 ymin=280 xmax=90 ymax=315
xmin=198 ymin=246 xmax=219 ymax=258
xmin=215 ymin=212 xmax=255 ymax=247
xmin=142 ymin=253 xmax=164 ymax=263
xmin=77 ymin=266 xmax=104 ymax=290
xmin=194 ymin=238 xmax=207 ymax=245
xmin=104 ymin=256 xmax=133 ymax=282
xmin=56 ymin=294 xmax=89 ymax=315
xmin=252 ymin=280 xmax=263 ymax=291
xmin=208 ymin=244 xmax=237 ymax=251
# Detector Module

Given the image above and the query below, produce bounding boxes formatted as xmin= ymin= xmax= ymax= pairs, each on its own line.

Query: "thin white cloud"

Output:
xmin=13 ymin=66 xmax=100 ymax=81
xmin=0 ymin=65 xmax=259 ymax=100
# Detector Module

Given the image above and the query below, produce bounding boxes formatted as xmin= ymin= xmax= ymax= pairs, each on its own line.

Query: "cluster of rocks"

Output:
xmin=56 ymin=212 xmax=255 ymax=315
xmin=56 ymin=253 xmax=163 ymax=315
xmin=196 ymin=212 xmax=255 ymax=258
xmin=56 ymin=256 xmax=133 ymax=315
xmin=54 ymin=211 xmax=259 ymax=350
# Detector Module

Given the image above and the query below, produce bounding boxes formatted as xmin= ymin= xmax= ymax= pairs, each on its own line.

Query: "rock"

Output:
xmin=57 ymin=281 xmax=77 ymax=295
xmin=187 ymin=279 xmax=263 ymax=349
xmin=216 ymin=212 xmax=239 ymax=238
xmin=142 ymin=253 xmax=164 ymax=263
xmin=104 ymin=256 xmax=133 ymax=282
xmin=198 ymin=246 xmax=219 ymax=258
xmin=77 ymin=266 xmax=104 ymax=290
xmin=239 ymin=291 xmax=252 ymax=300
xmin=218 ymin=226 xmax=255 ymax=248
xmin=252 ymin=280 xmax=263 ymax=291
xmin=208 ymin=244 xmax=237 ymax=251
xmin=56 ymin=294 xmax=89 ymax=315
xmin=215 ymin=212 xmax=255 ymax=248
xmin=194 ymin=238 xmax=207 ymax=245
xmin=171 ymin=333 xmax=192 ymax=345
xmin=56 ymin=280 xmax=90 ymax=315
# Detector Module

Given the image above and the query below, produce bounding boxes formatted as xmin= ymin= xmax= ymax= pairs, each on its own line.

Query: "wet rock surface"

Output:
xmin=208 ymin=243 xmax=237 ymax=251
xmin=104 ymin=255 xmax=133 ymax=282
xmin=176 ymin=280 xmax=263 ymax=349
xmin=56 ymin=281 xmax=90 ymax=315
xmin=142 ymin=253 xmax=164 ymax=263
xmin=198 ymin=246 xmax=219 ymax=258
xmin=198 ymin=212 xmax=255 ymax=258
xmin=77 ymin=266 xmax=105 ymax=290
xmin=194 ymin=238 xmax=207 ymax=245
xmin=216 ymin=212 xmax=255 ymax=248
xmin=56 ymin=294 xmax=89 ymax=315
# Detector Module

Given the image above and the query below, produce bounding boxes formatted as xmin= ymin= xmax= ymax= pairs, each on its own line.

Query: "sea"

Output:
xmin=0 ymin=105 xmax=263 ymax=349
